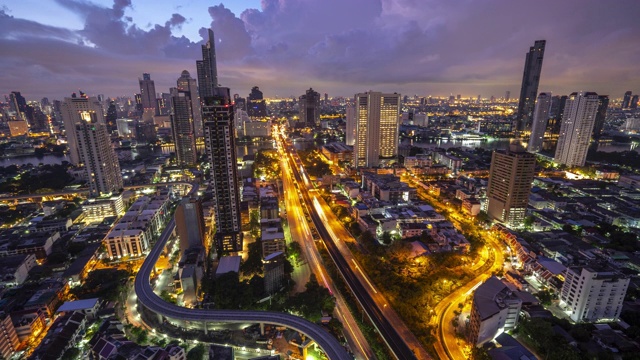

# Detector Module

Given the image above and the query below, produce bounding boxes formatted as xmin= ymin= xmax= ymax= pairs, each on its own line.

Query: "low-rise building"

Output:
xmin=215 ymin=256 xmax=241 ymax=278
xmin=468 ymin=276 xmax=523 ymax=346
xmin=82 ymin=193 xmax=125 ymax=223
xmin=462 ymin=198 xmax=482 ymax=216
xmin=264 ymin=252 xmax=285 ymax=295
xmin=0 ymin=254 xmax=37 ymax=287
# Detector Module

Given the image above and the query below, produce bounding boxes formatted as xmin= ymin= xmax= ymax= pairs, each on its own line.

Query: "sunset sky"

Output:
xmin=2 ymin=0 xmax=639 ymax=100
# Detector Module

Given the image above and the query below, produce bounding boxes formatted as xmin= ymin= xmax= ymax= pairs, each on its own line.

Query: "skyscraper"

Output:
xmin=203 ymin=88 xmax=242 ymax=254
xmin=527 ymin=92 xmax=552 ymax=153
xmin=592 ymin=95 xmax=609 ymax=140
xmin=345 ymin=105 xmax=356 ymax=146
xmin=554 ymin=92 xmax=599 ymax=167
xmin=516 ymin=40 xmax=546 ymax=132
xmin=61 ymin=93 xmax=105 ymax=165
xmin=548 ymin=95 xmax=568 ymax=135
xmin=170 ymin=86 xmax=198 ymax=166
xmin=177 ymin=70 xmax=203 ymax=137
xmin=175 ymin=197 xmax=205 ymax=256
xmin=247 ymin=86 xmax=267 ymax=118
xmin=72 ymin=93 xmax=123 ymax=196
xmin=353 ymin=92 xmax=401 ymax=168
xmin=139 ymin=73 xmax=158 ymax=120
xmin=9 ymin=91 xmax=27 ymax=121
xmin=196 ymin=29 xmax=218 ymax=99
xmin=299 ymin=88 xmax=321 ymax=127
xmin=505 ymin=91 xmax=510 ymax=102
xmin=631 ymin=95 xmax=639 ymax=109
xmin=486 ymin=146 xmax=536 ymax=228
xmin=622 ymin=91 xmax=632 ymax=109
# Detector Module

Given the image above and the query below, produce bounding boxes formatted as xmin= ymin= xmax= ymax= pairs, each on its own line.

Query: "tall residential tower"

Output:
xmin=554 ymin=92 xmax=599 ymax=167
xmin=196 ymin=29 xmax=218 ymax=99
xmin=61 ymin=93 xmax=106 ymax=165
xmin=527 ymin=92 xmax=552 ymax=153
xmin=170 ymin=84 xmax=198 ymax=166
xmin=353 ymin=92 xmax=401 ymax=168
xmin=486 ymin=146 xmax=536 ymax=228
xmin=299 ymin=88 xmax=321 ymax=127
xmin=139 ymin=73 xmax=158 ymax=120
xmin=516 ymin=40 xmax=546 ymax=132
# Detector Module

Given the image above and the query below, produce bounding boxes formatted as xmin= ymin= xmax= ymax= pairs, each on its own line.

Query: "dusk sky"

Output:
xmin=1 ymin=0 xmax=639 ymax=101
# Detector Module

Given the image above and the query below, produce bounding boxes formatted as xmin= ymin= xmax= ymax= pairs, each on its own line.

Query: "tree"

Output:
xmin=61 ymin=348 xmax=81 ymax=360
xmin=381 ymin=231 xmax=393 ymax=245
xmin=186 ymin=344 xmax=206 ymax=360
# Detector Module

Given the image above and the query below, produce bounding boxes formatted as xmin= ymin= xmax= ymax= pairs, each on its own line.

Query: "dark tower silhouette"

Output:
xmin=202 ymin=88 xmax=243 ymax=254
xmin=592 ymin=95 xmax=609 ymax=140
xmin=299 ymin=88 xmax=321 ymax=127
xmin=622 ymin=91 xmax=632 ymax=109
xmin=196 ymin=29 xmax=219 ymax=99
xmin=516 ymin=40 xmax=546 ymax=132
xmin=247 ymin=86 xmax=267 ymax=118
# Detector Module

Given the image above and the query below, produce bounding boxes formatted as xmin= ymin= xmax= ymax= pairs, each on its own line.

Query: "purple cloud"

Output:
xmin=0 ymin=0 xmax=639 ymax=100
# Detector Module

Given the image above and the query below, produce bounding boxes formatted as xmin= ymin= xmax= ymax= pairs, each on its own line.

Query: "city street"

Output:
xmin=280 ymin=140 xmax=373 ymax=360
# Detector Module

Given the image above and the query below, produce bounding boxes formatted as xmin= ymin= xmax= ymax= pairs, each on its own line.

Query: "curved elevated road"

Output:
xmin=134 ymin=194 xmax=350 ymax=359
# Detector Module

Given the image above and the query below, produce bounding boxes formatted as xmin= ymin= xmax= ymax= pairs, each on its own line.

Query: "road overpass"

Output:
xmin=134 ymin=185 xmax=351 ymax=360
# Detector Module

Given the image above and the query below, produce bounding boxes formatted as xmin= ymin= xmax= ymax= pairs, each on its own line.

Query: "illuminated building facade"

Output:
xmin=61 ymin=94 xmax=105 ymax=165
xmin=554 ymin=92 xmax=599 ymax=167
xmin=353 ymin=91 xmax=401 ymax=168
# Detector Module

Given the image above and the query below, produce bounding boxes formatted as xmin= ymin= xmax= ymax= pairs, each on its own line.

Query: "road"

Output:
xmin=133 ymin=184 xmax=351 ymax=360
xmin=280 ymin=147 xmax=374 ymax=360
xmin=411 ymin=179 xmax=507 ymax=360
xmin=281 ymin=136 xmax=430 ymax=360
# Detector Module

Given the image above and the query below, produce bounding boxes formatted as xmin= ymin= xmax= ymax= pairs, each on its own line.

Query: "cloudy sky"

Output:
xmin=1 ymin=0 xmax=639 ymax=101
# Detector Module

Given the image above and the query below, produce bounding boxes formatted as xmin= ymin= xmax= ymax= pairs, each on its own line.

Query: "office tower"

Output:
xmin=134 ymin=93 xmax=143 ymax=113
xmin=247 ymin=86 xmax=267 ymax=118
xmin=345 ymin=105 xmax=356 ymax=146
xmin=299 ymin=88 xmax=321 ymax=127
xmin=196 ymin=29 xmax=218 ymax=99
xmin=592 ymin=95 xmax=610 ymax=140
xmin=61 ymin=93 xmax=106 ymax=165
xmin=353 ymin=91 xmax=401 ymax=168
xmin=486 ymin=147 xmax=536 ymax=227
xmin=74 ymin=95 xmax=123 ymax=196
xmin=547 ymin=95 xmax=568 ymax=135
xmin=505 ymin=91 xmax=510 ymax=102
xmin=560 ymin=266 xmax=629 ymax=323
xmin=516 ymin=40 xmax=546 ymax=132
xmin=175 ymin=197 xmax=205 ymax=256
xmin=468 ymin=276 xmax=523 ymax=346
xmin=527 ymin=92 xmax=552 ymax=153
xmin=554 ymin=92 xmax=599 ymax=167
xmin=631 ymin=95 xmax=639 ymax=109
xmin=202 ymin=88 xmax=242 ymax=253
xmin=9 ymin=91 xmax=28 ymax=121
xmin=177 ymin=70 xmax=203 ymax=137
xmin=139 ymin=73 xmax=158 ymax=120
xmin=106 ymin=101 xmax=118 ymax=132
xmin=170 ymin=86 xmax=198 ymax=166
xmin=622 ymin=91 xmax=632 ymax=109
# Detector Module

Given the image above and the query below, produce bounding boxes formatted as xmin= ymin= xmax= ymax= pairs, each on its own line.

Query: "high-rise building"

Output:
xmin=486 ymin=147 xmax=536 ymax=227
xmin=177 ymin=70 xmax=203 ymax=137
xmin=139 ymin=73 xmax=158 ymax=120
xmin=247 ymin=86 xmax=267 ymax=118
xmin=170 ymin=86 xmax=198 ymax=166
xmin=527 ymin=92 xmax=552 ymax=153
xmin=631 ymin=95 xmax=639 ymax=109
xmin=345 ymin=105 xmax=356 ymax=146
xmin=196 ymin=29 xmax=218 ymax=99
xmin=74 ymin=95 xmax=123 ymax=196
xmin=106 ymin=101 xmax=118 ymax=132
xmin=592 ymin=95 xmax=610 ymax=140
xmin=0 ymin=314 xmax=19 ymax=359
xmin=203 ymin=88 xmax=243 ymax=254
xmin=516 ymin=40 xmax=546 ymax=132
xmin=353 ymin=92 xmax=401 ymax=168
xmin=175 ymin=197 xmax=205 ymax=256
xmin=554 ymin=92 xmax=599 ymax=167
xmin=505 ymin=91 xmax=510 ymax=102
xmin=622 ymin=91 xmax=632 ymax=109
xmin=547 ymin=95 xmax=568 ymax=135
xmin=9 ymin=91 xmax=28 ymax=121
xmin=560 ymin=266 xmax=629 ymax=323
xmin=299 ymin=88 xmax=321 ymax=127
xmin=61 ymin=93 xmax=106 ymax=165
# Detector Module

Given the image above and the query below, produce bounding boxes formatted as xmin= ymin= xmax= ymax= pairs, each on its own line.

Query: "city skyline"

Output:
xmin=1 ymin=0 xmax=639 ymax=99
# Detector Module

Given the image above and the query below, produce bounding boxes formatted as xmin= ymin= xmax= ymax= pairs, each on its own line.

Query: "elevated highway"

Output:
xmin=134 ymin=184 xmax=351 ymax=360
